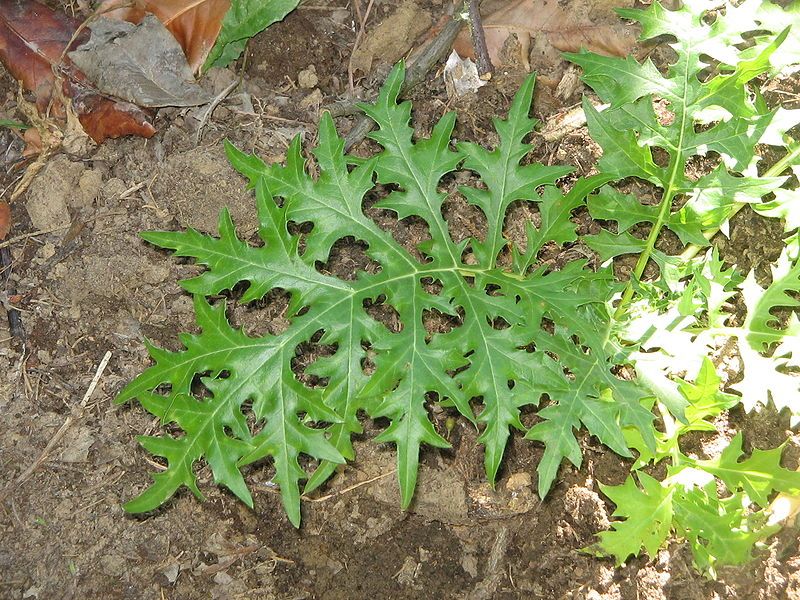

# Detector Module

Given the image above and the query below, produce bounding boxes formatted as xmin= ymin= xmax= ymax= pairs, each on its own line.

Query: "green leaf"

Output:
xmin=584 ymin=230 xmax=647 ymax=262
xmin=697 ymin=433 xmax=800 ymax=507
xmin=733 ymin=248 xmax=800 ymax=415
xmin=591 ymin=472 xmax=674 ymax=565
xmin=742 ymin=249 xmax=800 ymax=353
xmin=673 ymin=483 xmax=777 ymax=574
xmin=571 ymin=0 xmax=798 ymax=283
xmin=750 ymin=0 xmax=800 ymax=74
xmin=0 ymin=119 xmax=27 ymax=130
xmin=513 ymin=174 xmax=616 ymax=273
xmin=624 ymin=358 xmax=737 ymax=467
xmin=678 ymin=357 xmax=740 ymax=429
xmin=587 ymin=186 xmax=659 ymax=233
xmin=579 ymin=0 xmax=800 ymax=575
xmin=123 ymin=63 xmax=657 ymax=523
xmin=525 ymin=325 xmax=655 ymax=498
xmin=205 ymin=0 xmax=301 ymax=70
xmin=582 ymin=98 xmax=664 ymax=184
xmin=669 ymin=169 xmax=787 ymax=246
xmin=117 ymin=295 xmax=344 ymax=526
xmin=693 ymin=247 xmax=743 ymax=328
xmin=593 ymin=430 xmax=795 ymax=574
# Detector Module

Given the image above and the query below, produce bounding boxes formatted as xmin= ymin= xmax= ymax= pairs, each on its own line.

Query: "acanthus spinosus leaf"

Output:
xmin=595 ymin=418 xmax=795 ymax=573
xmin=590 ymin=471 xmax=674 ymax=566
xmin=696 ymin=433 xmax=800 ymax=508
xmin=567 ymin=0 xmax=796 ymax=278
xmin=121 ymin=63 xmax=658 ymax=523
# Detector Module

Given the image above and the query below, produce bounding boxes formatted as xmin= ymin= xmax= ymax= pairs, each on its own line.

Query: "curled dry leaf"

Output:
xmin=99 ymin=0 xmax=231 ymax=73
xmin=0 ymin=0 xmax=156 ymax=143
xmin=453 ymin=0 xmax=637 ymax=69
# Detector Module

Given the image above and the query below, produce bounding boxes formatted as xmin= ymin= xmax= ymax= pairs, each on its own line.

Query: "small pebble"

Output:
xmin=298 ymin=65 xmax=319 ymax=89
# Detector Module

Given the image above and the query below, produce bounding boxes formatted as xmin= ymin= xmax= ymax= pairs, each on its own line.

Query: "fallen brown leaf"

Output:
xmin=100 ymin=0 xmax=231 ymax=73
xmin=0 ymin=0 xmax=86 ymax=114
xmin=0 ymin=202 xmax=10 ymax=241
xmin=454 ymin=0 xmax=637 ymax=69
xmin=0 ymin=0 xmax=156 ymax=143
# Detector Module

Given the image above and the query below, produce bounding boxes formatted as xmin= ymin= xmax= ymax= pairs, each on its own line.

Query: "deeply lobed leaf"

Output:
xmin=121 ymin=63 xmax=658 ymax=523
xmin=592 ymin=368 xmax=798 ymax=574
xmin=571 ymin=0 xmax=800 ymax=574
xmin=570 ymin=0 xmax=800 ymax=264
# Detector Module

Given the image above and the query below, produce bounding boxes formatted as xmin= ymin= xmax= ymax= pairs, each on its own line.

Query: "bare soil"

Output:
xmin=1 ymin=2 xmax=799 ymax=599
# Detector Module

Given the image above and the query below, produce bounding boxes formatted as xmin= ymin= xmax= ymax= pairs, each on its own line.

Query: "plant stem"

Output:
xmin=656 ymin=401 xmax=681 ymax=463
xmin=614 ymin=183 xmax=679 ymax=320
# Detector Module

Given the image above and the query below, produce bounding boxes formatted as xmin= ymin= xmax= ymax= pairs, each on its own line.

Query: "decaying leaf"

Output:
xmin=0 ymin=0 xmax=83 ymax=112
xmin=350 ymin=0 xmax=432 ymax=75
xmin=443 ymin=50 xmax=487 ymax=97
xmin=68 ymin=16 xmax=213 ymax=107
xmin=0 ymin=0 xmax=156 ymax=143
xmin=453 ymin=0 xmax=637 ymax=69
xmin=100 ymin=0 xmax=231 ymax=73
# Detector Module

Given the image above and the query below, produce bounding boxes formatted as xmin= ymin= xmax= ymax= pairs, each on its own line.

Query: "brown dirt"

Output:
xmin=1 ymin=2 xmax=799 ymax=599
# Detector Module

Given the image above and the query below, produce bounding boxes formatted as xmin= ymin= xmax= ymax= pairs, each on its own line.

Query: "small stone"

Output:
xmin=25 ymin=155 xmax=82 ymax=229
xmin=39 ymin=242 xmax=56 ymax=260
xmin=297 ymin=65 xmax=319 ymax=89
xmin=25 ymin=188 xmax=70 ymax=230
xmin=60 ymin=427 xmax=95 ymax=463
xmin=461 ymin=554 xmax=478 ymax=578
xmin=75 ymin=169 xmax=103 ymax=208
xmin=101 ymin=177 xmax=127 ymax=201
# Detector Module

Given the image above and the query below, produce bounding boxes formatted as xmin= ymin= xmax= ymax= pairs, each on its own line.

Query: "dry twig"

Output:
xmin=466 ymin=0 xmax=493 ymax=79
xmin=343 ymin=10 xmax=470 ymax=150
xmin=305 ymin=468 xmax=397 ymax=503
xmin=0 ymin=245 xmax=24 ymax=341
